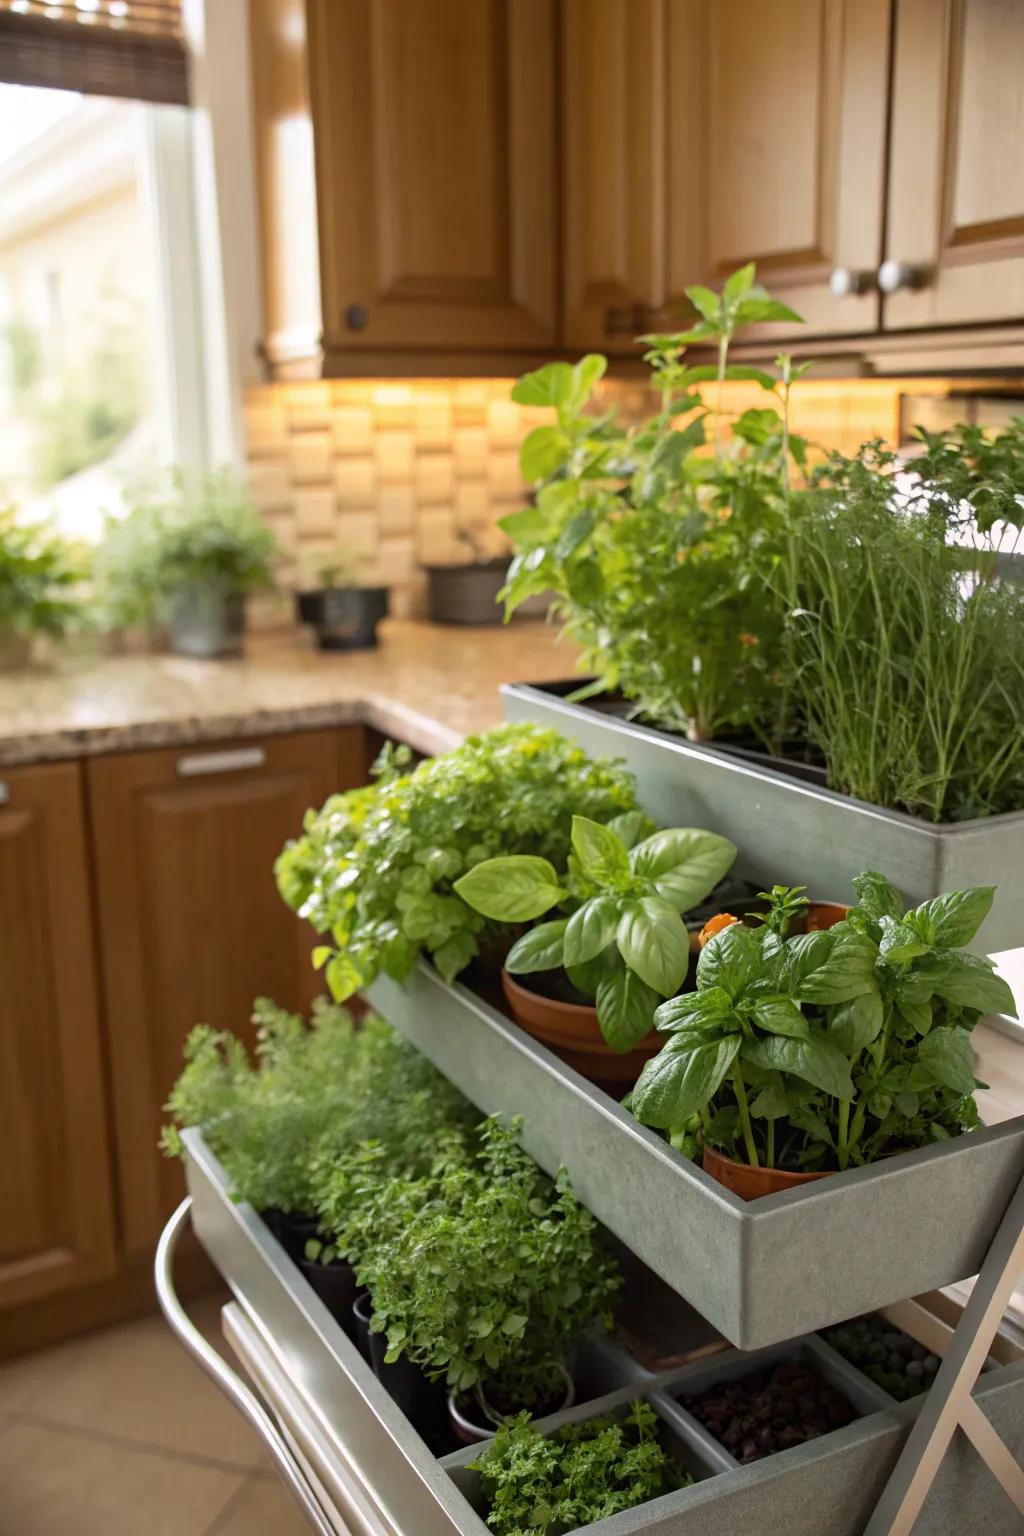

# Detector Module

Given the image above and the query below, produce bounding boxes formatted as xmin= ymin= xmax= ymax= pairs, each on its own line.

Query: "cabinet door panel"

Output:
xmin=0 ymin=763 xmax=116 ymax=1311
xmin=885 ymin=0 xmax=1024 ymax=328
xmin=704 ymin=0 xmax=890 ymax=336
xmin=88 ymin=729 xmax=361 ymax=1258
xmin=308 ymin=0 xmax=557 ymax=352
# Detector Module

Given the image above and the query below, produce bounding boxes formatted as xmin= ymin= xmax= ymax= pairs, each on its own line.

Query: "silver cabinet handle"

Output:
xmin=829 ymin=267 xmax=877 ymax=297
xmin=878 ymin=260 xmax=932 ymax=294
xmin=155 ymin=1200 xmax=337 ymax=1536
xmin=176 ymin=746 xmax=267 ymax=778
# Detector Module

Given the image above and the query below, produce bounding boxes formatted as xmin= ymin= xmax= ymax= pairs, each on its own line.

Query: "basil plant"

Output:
xmin=632 ymin=872 xmax=1015 ymax=1172
xmin=454 ymin=814 xmax=737 ymax=1052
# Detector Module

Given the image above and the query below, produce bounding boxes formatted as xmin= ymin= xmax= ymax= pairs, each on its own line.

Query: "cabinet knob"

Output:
xmin=877 ymin=260 xmax=932 ymax=295
xmin=828 ymin=267 xmax=877 ymax=298
xmin=345 ymin=303 xmax=368 ymax=331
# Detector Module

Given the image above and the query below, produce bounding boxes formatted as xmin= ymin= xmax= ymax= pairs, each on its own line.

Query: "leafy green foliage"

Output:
xmin=780 ymin=439 xmax=1024 ymax=820
xmin=353 ymin=1117 xmax=619 ymax=1412
xmin=94 ymin=468 xmax=276 ymax=628
xmin=500 ymin=266 xmax=807 ymax=744
xmin=275 ymin=723 xmax=640 ymax=999
xmin=456 ymin=817 xmax=736 ymax=1050
xmin=632 ymin=871 xmax=1015 ymax=1173
xmin=470 ymin=1400 xmax=687 ymax=1536
xmin=0 ymin=509 xmax=85 ymax=641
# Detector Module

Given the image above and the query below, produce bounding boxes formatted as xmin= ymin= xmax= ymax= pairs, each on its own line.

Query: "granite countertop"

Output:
xmin=0 ymin=620 xmax=580 ymax=766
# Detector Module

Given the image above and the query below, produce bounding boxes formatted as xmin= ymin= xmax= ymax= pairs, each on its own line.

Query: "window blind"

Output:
xmin=0 ymin=1 xmax=187 ymax=104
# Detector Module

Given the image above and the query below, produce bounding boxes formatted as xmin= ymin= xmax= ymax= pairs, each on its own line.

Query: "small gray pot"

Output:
xmin=424 ymin=559 xmax=507 ymax=626
xmin=169 ymin=584 xmax=245 ymax=658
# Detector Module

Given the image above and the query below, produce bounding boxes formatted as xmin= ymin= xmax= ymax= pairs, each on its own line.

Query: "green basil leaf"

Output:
xmin=696 ymin=922 xmax=763 ymax=1000
xmin=909 ymin=887 xmax=995 ymax=951
xmin=571 ymin=816 xmax=631 ymax=886
xmin=654 ymin=987 xmax=734 ymax=1034
xmin=504 ymin=919 xmax=568 ymax=975
xmin=519 ymin=424 xmax=570 ymax=482
xmin=629 ymin=828 xmax=738 ymax=912
xmin=454 ymin=856 xmax=563 ymax=922
xmin=723 ymin=262 xmax=756 ymax=303
xmin=631 ymin=1034 xmax=741 ymax=1129
xmin=896 ymin=997 xmax=933 ymax=1036
xmin=684 ymin=283 xmax=722 ymax=323
xmin=595 ymin=970 xmax=659 ymax=1052
xmin=743 ymin=1034 xmax=855 ymax=1100
xmin=510 ymin=361 xmax=574 ymax=409
xmin=829 ymin=992 xmax=884 ymax=1055
xmin=780 ymin=930 xmax=834 ymax=990
xmin=750 ymin=1081 xmax=790 ymax=1120
xmin=734 ymin=297 xmax=804 ymax=326
xmin=917 ymin=953 xmax=1016 ymax=1017
xmin=616 ymin=896 xmax=690 ymax=996
xmin=571 ymin=353 xmax=607 ymax=410
xmin=566 ymin=944 xmax=619 ymax=996
xmin=797 ymin=932 xmax=878 ymax=1004
xmin=606 ymin=810 xmax=657 ymax=850
xmin=752 ymin=998 xmax=810 ymax=1040
xmin=564 ymin=896 xmax=621 ymax=968
xmin=325 ymin=952 xmax=362 ymax=1002
xmin=918 ymin=1027 xmax=977 ymax=1096
xmin=879 ymin=917 xmax=933 ymax=965
xmin=851 ymin=870 xmax=904 ymax=922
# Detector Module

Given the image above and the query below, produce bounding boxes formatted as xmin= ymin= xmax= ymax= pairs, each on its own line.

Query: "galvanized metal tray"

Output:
xmin=184 ymin=1128 xmax=1024 ymax=1536
xmin=502 ymin=680 xmax=1024 ymax=956
xmin=367 ymin=964 xmax=1024 ymax=1351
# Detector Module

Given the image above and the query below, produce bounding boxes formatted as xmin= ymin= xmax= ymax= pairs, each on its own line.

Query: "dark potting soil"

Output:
xmin=681 ymin=1358 xmax=855 ymax=1464
xmin=518 ymin=968 xmax=593 ymax=1007
xmin=822 ymin=1315 xmax=941 ymax=1403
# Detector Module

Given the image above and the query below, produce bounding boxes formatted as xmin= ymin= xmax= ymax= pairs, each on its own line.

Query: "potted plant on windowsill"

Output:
xmin=630 ymin=870 xmax=1016 ymax=1198
xmin=349 ymin=1116 xmax=620 ymax=1445
xmin=453 ymin=813 xmax=737 ymax=1084
xmin=94 ymin=468 xmax=276 ymax=658
xmin=0 ymin=508 xmax=85 ymax=668
xmin=294 ymin=547 xmax=389 ymax=651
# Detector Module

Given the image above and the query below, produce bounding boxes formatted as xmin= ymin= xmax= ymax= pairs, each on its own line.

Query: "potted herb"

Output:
xmin=631 ymin=870 xmax=1015 ymax=1198
xmin=275 ymin=723 xmax=641 ymax=1001
xmin=95 ymin=469 xmax=276 ymax=657
xmin=0 ymin=508 xmax=84 ymax=667
xmin=295 ymin=546 xmax=389 ymax=651
xmin=423 ymin=525 xmax=509 ymax=626
xmin=454 ymin=813 xmax=737 ymax=1083
xmin=352 ymin=1116 xmax=620 ymax=1443
xmin=467 ymin=1400 xmax=688 ymax=1535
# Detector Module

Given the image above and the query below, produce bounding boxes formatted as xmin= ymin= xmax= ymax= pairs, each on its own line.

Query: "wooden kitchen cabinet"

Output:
xmin=251 ymin=0 xmax=558 ymax=375
xmin=87 ymin=727 xmax=366 ymax=1259
xmin=0 ymin=762 xmax=117 ymax=1312
xmin=882 ymin=0 xmax=1024 ymax=330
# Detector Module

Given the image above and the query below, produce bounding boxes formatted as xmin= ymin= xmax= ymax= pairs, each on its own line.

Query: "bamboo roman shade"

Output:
xmin=0 ymin=0 xmax=187 ymax=104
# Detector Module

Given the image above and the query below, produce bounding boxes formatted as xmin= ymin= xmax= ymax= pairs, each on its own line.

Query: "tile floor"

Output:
xmin=0 ymin=1290 xmax=309 ymax=1536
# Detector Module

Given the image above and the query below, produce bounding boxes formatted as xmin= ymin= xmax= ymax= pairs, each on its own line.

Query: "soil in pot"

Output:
xmin=680 ymin=1357 xmax=856 ymax=1463
xmin=294 ymin=586 xmax=389 ymax=650
xmin=448 ymin=1364 xmax=575 ymax=1446
xmin=353 ymin=1293 xmax=448 ymax=1445
xmin=501 ymin=969 xmax=660 ymax=1090
xmin=701 ymin=1144 xmax=831 ymax=1201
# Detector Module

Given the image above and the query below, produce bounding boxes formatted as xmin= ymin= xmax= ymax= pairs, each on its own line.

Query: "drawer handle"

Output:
xmin=156 ymin=1200 xmax=336 ymax=1536
xmin=176 ymin=747 xmax=267 ymax=778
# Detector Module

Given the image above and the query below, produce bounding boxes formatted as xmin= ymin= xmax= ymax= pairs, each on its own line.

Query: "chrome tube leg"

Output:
xmin=863 ymin=1173 xmax=1024 ymax=1535
xmin=155 ymin=1198 xmax=338 ymax=1536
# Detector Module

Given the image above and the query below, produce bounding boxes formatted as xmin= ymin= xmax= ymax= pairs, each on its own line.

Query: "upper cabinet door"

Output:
xmin=700 ymin=0 xmax=891 ymax=337
xmin=0 ymin=763 xmax=116 ymax=1312
xmin=883 ymin=0 xmax=1024 ymax=329
xmin=308 ymin=0 xmax=557 ymax=356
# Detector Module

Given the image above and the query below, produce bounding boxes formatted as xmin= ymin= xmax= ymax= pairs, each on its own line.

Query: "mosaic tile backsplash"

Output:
xmin=243 ymin=374 xmax=1018 ymax=625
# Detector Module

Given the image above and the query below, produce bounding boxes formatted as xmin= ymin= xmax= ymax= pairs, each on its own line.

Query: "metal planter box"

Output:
xmin=501 ymin=681 xmax=1024 ymax=956
xmin=367 ymin=964 xmax=1024 ymax=1352
xmin=183 ymin=1129 xmax=1024 ymax=1536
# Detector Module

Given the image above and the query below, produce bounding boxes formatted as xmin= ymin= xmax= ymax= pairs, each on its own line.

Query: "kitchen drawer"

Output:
xmin=182 ymin=1129 xmax=1024 ymax=1536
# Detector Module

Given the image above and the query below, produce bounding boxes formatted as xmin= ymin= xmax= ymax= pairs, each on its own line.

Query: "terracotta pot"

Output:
xmin=500 ymin=970 xmax=660 ymax=1087
xmin=696 ymin=902 xmax=850 ymax=950
xmin=702 ymin=1144 xmax=832 ymax=1201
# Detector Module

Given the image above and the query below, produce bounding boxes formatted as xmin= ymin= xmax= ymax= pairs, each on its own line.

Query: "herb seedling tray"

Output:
xmin=367 ymin=963 xmax=1024 ymax=1351
xmin=502 ymin=680 xmax=1024 ymax=956
xmin=183 ymin=1128 xmax=1024 ymax=1536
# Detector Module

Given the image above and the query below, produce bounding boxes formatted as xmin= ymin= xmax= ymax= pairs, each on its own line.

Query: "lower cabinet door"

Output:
xmin=0 ymin=761 xmax=117 ymax=1311
xmin=87 ymin=727 xmax=363 ymax=1259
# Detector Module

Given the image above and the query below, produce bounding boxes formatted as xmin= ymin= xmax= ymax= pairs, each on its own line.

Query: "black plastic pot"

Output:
xmin=352 ymin=1293 xmax=445 ymax=1438
xmin=261 ymin=1208 xmax=319 ymax=1263
xmin=423 ymin=559 xmax=507 ymax=625
xmin=295 ymin=586 xmax=389 ymax=650
xmin=299 ymin=1257 xmax=359 ymax=1328
xmin=447 ymin=1365 xmax=576 ymax=1446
